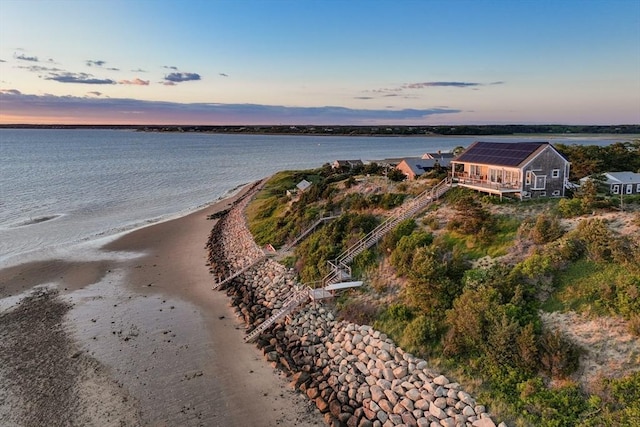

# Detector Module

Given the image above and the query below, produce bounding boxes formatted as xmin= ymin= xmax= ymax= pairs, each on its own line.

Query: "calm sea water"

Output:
xmin=0 ymin=129 xmax=634 ymax=267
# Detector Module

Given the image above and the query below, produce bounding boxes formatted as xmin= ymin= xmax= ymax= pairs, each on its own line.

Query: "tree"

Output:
xmin=387 ymin=168 xmax=407 ymax=182
xmin=448 ymin=195 xmax=494 ymax=236
xmin=530 ymin=214 xmax=565 ymax=244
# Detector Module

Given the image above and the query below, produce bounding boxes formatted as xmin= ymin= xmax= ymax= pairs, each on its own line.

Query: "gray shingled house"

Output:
xmin=450 ymin=141 xmax=570 ymax=200
xmin=580 ymin=171 xmax=640 ymax=196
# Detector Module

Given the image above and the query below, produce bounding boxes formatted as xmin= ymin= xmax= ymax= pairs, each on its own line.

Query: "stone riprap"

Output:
xmin=207 ymin=189 xmax=505 ymax=427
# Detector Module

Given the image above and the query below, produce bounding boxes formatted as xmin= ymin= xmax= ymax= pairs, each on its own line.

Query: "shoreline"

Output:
xmin=0 ymin=181 xmax=323 ymax=426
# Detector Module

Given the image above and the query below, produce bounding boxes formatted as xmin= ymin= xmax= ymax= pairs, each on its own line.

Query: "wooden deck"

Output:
xmin=454 ymin=177 xmax=522 ymax=199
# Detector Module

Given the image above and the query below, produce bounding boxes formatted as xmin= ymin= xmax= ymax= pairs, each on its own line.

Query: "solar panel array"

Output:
xmin=454 ymin=141 xmax=547 ymax=167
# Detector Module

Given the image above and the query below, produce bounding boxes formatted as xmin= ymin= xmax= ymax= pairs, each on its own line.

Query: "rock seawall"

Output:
xmin=206 ymin=187 xmax=504 ymax=427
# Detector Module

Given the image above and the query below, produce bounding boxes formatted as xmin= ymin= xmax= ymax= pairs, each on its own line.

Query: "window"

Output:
xmin=626 ymin=184 xmax=633 ymax=195
xmin=539 ymin=191 xmax=547 ymax=197
xmin=552 ymin=169 xmax=560 ymax=178
xmin=612 ymin=184 xmax=620 ymax=194
xmin=525 ymin=171 xmax=531 ymax=185
xmin=532 ymin=173 xmax=547 ymax=190
xmin=470 ymin=164 xmax=481 ymax=177
xmin=552 ymin=190 xmax=561 ymax=196
xmin=637 ymin=184 xmax=640 ymax=193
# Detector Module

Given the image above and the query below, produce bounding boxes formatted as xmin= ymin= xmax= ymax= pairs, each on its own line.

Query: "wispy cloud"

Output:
xmin=86 ymin=60 xmax=106 ymax=67
xmin=354 ymin=96 xmax=374 ymax=100
xmin=19 ymin=65 xmax=64 ymax=74
xmin=87 ymin=91 xmax=102 ymax=97
xmin=162 ymin=65 xmax=178 ymax=70
xmin=0 ymin=92 xmax=461 ymax=125
xmin=405 ymin=81 xmax=481 ymax=89
xmin=1 ymin=89 xmax=22 ymax=95
xmin=15 ymin=53 xmax=39 ymax=62
xmin=163 ymin=72 xmax=201 ymax=83
xmin=219 ymin=73 xmax=229 ymax=77
xmin=119 ymin=78 xmax=150 ymax=86
xmin=131 ymin=68 xmax=147 ymax=73
xmin=0 ymin=59 xmax=6 ymax=62
xmin=45 ymin=72 xmax=116 ymax=84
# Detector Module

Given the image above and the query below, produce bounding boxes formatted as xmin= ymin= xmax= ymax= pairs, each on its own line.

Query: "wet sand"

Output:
xmin=0 ymin=184 xmax=322 ymax=426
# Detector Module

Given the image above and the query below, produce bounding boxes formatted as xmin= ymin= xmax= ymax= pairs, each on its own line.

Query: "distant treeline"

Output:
xmin=1 ymin=123 xmax=639 ymax=135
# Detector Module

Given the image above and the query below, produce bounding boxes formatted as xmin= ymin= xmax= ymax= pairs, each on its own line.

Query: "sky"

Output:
xmin=0 ymin=0 xmax=639 ymax=125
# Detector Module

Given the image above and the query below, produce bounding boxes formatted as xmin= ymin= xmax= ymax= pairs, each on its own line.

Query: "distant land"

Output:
xmin=1 ymin=124 xmax=639 ymax=136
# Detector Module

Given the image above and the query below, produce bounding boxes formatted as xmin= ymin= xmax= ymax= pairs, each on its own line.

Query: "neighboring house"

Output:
xmin=332 ymin=159 xmax=364 ymax=170
xmin=580 ymin=171 xmax=640 ymax=195
xmin=451 ymin=141 xmax=570 ymax=200
xmin=287 ymin=179 xmax=312 ymax=197
xmin=396 ymin=157 xmax=446 ymax=180
xmin=422 ymin=151 xmax=455 ymax=165
xmin=296 ymin=179 xmax=312 ymax=192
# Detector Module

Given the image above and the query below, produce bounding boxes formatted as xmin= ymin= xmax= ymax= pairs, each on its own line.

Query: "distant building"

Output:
xmin=580 ymin=171 xmax=640 ymax=195
xmin=421 ymin=151 xmax=455 ymax=163
xmin=451 ymin=141 xmax=570 ymax=200
xmin=396 ymin=158 xmax=446 ymax=180
xmin=287 ymin=179 xmax=312 ymax=198
xmin=332 ymin=159 xmax=364 ymax=171
xmin=296 ymin=179 xmax=312 ymax=192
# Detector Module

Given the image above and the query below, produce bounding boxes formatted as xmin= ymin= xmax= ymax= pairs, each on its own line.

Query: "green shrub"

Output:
xmin=389 ymin=230 xmax=434 ymax=276
xmin=530 ymin=213 xmax=565 ymax=244
xmin=539 ymin=328 xmax=581 ymax=379
xmin=573 ymin=218 xmax=614 ymax=262
xmin=516 ymin=377 xmax=588 ymax=426
xmin=557 ymin=197 xmax=585 ymax=217
xmin=400 ymin=315 xmax=442 ymax=351
xmin=381 ymin=219 xmax=417 ymax=253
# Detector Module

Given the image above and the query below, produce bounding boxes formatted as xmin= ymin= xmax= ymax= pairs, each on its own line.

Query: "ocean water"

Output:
xmin=0 ymin=129 xmax=633 ymax=267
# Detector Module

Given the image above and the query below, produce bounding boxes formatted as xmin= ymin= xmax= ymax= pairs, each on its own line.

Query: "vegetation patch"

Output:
xmin=244 ymin=143 xmax=640 ymax=427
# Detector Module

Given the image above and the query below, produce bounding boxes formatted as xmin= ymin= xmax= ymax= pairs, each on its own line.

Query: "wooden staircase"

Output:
xmin=242 ymin=178 xmax=452 ymax=343
xmin=213 ymin=255 xmax=267 ymax=290
xmin=281 ymin=214 xmax=339 ymax=252
xmin=244 ymin=287 xmax=310 ymax=342
xmin=324 ymin=177 xmax=451 ymax=285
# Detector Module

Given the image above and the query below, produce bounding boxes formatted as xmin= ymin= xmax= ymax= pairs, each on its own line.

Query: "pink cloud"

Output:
xmin=119 ymin=78 xmax=150 ymax=86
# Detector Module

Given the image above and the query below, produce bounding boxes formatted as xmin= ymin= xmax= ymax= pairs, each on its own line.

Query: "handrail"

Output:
xmin=281 ymin=214 xmax=339 ymax=252
xmin=325 ymin=177 xmax=451 ymax=285
xmin=213 ymin=254 xmax=267 ymax=290
xmin=244 ymin=287 xmax=310 ymax=342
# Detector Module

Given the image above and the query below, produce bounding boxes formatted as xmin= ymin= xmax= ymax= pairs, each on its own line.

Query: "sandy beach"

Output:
xmin=0 ymin=184 xmax=322 ymax=426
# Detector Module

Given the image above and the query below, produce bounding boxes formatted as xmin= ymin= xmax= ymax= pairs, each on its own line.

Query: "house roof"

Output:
xmin=422 ymin=152 xmax=455 ymax=160
xmin=604 ymin=171 xmax=640 ymax=184
xmin=296 ymin=179 xmax=312 ymax=191
xmin=398 ymin=157 xmax=435 ymax=176
xmin=453 ymin=141 xmax=550 ymax=167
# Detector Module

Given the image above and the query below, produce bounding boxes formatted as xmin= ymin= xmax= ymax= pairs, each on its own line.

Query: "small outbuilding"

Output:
xmin=296 ymin=179 xmax=312 ymax=192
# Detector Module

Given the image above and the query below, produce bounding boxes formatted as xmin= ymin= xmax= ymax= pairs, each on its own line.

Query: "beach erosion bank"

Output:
xmin=0 ymin=182 xmax=322 ymax=427
xmin=207 ymin=183 xmax=503 ymax=427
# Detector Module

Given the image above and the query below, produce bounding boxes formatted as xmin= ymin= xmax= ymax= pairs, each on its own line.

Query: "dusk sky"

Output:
xmin=1 ymin=0 xmax=639 ymax=125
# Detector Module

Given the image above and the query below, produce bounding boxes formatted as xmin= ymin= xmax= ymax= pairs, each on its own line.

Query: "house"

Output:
xmin=580 ymin=171 xmax=640 ymax=195
xmin=396 ymin=157 xmax=446 ymax=180
xmin=450 ymin=141 xmax=570 ymax=200
xmin=332 ymin=159 xmax=364 ymax=171
xmin=287 ymin=179 xmax=312 ymax=197
xmin=296 ymin=179 xmax=312 ymax=192
xmin=422 ymin=151 xmax=455 ymax=165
